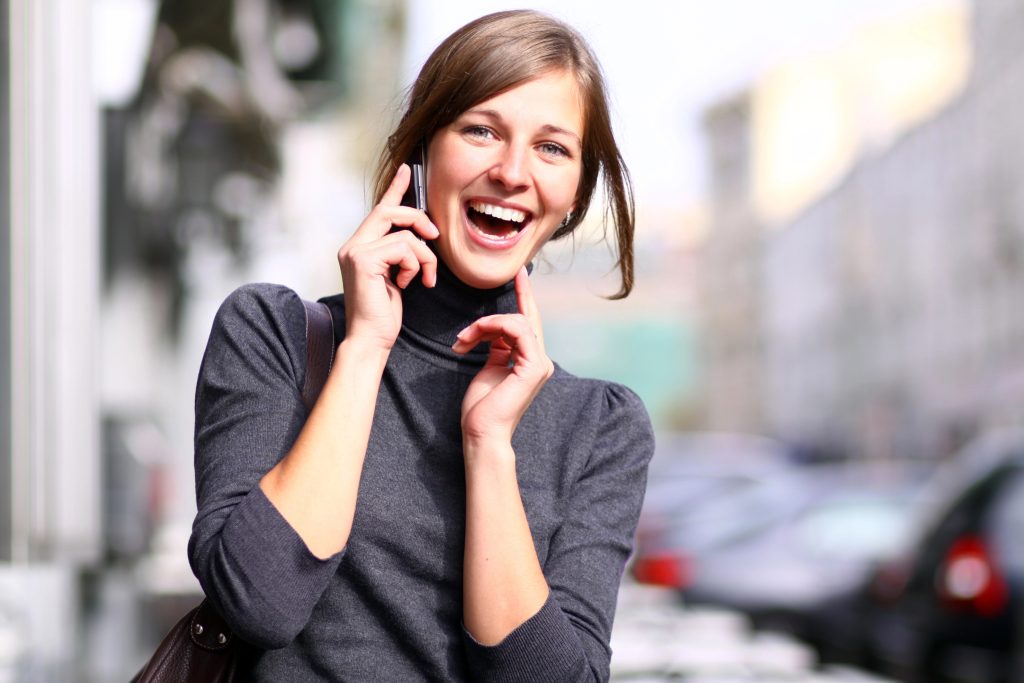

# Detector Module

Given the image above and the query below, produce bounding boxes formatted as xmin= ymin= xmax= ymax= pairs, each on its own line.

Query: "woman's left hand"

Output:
xmin=454 ymin=267 xmax=554 ymax=445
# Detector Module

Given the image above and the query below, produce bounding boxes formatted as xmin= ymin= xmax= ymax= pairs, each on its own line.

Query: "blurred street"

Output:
xmin=610 ymin=582 xmax=896 ymax=683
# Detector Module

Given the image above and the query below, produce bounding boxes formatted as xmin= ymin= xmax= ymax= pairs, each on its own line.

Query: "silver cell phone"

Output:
xmin=400 ymin=145 xmax=427 ymax=212
xmin=390 ymin=145 xmax=429 ymax=283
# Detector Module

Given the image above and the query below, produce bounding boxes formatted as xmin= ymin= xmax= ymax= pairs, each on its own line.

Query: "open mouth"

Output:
xmin=466 ymin=200 xmax=532 ymax=242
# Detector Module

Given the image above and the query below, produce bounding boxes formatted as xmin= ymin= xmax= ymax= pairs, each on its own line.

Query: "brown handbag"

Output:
xmin=131 ymin=298 xmax=336 ymax=682
xmin=130 ymin=600 xmax=239 ymax=682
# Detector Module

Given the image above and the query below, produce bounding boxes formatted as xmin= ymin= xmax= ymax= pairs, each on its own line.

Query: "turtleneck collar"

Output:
xmin=400 ymin=257 xmax=521 ymax=362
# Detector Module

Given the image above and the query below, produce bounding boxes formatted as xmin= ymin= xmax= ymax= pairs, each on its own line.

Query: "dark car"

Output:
xmin=815 ymin=431 xmax=1024 ymax=683
xmin=682 ymin=479 xmax=919 ymax=638
xmin=632 ymin=432 xmax=923 ymax=644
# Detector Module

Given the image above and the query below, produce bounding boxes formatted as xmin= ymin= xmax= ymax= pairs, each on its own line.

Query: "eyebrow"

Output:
xmin=465 ymin=108 xmax=583 ymax=148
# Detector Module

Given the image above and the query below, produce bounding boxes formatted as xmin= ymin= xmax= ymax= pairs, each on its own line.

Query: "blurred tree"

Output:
xmin=104 ymin=0 xmax=344 ymax=336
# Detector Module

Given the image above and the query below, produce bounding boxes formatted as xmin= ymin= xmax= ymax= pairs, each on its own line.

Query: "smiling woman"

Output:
xmin=426 ymin=70 xmax=584 ymax=289
xmin=188 ymin=9 xmax=653 ymax=682
xmin=376 ymin=9 xmax=637 ymax=299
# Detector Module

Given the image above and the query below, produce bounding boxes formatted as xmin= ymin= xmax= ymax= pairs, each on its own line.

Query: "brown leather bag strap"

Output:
xmin=301 ymin=299 xmax=336 ymax=411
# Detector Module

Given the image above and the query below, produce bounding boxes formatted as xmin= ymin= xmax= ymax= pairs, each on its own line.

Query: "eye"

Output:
xmin=463 ymin=125 xmax=496 ymax=141
xmin=538 ymin=141 xmax=571 ymax=159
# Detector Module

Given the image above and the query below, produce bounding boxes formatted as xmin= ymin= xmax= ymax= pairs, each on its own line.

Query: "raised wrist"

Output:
xmin=462 ymin=437 xmax=515 ymax=467
xmin=336 ymin=336 xmax=390 ymax=373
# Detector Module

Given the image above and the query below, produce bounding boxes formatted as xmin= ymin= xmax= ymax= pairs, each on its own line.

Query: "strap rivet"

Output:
xmin=217 ymin=633 xmax=227 ymax=645
xmin=193 ymin=624 xmax=204 ymax=636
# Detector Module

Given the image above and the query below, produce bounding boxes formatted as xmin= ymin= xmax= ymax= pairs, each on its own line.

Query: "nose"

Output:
xmin=488 ymin=143 xmax=530 ymax=190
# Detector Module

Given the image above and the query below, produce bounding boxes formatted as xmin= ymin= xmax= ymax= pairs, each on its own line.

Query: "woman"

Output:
xmin=189 ymin=10 xmax=654 ymax=681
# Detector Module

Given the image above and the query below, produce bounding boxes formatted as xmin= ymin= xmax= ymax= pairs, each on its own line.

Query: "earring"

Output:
xmin=559 ymin=211 xmax=573 ymax=229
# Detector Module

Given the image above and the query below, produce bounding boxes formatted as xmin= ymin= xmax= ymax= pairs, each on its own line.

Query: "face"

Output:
xmin=425 ymin=69 xmax=584 ymax=289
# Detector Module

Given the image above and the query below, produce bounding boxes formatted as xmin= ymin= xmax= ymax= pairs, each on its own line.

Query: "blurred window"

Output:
xmin=677 ymin=472 xmax=804 ymax=549
xmin=662 ymin=475 xmax=762 ymax=514
xmin=797 ymin=498 xmax=909 ymax=559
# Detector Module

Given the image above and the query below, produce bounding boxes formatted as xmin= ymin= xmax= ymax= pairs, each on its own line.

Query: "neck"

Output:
xmin=401 ymin=258 xmax=520 ymax=351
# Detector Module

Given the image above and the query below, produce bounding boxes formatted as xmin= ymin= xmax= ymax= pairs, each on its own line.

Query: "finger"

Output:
xmin=452 ymin=315 xmax=537 ymax=354
xmin=390 ymin=229 xmax=438 ymax=287
xmin=514 ymin=267 xmax=545 ymax=346
xmin=383 ymin=231 xmax=440 ymax=289
xmin=350 ymin=233 xmax=431 ymax=289
xmin=378 ymin=240 xmax=422 ymax=290
xmin=386 ymin=206 xmax=440 ymax=241
xmin=348 ymin=202 xmax=439 ymax=247
xmin=380 ymin=163 xmax=411 ymax=207
xmin=348 ymin=164 xmax=438 ymax=243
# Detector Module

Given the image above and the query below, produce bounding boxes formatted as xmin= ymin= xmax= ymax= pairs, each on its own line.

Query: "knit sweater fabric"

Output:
xmin=188 ymin=265 xmax=655 ymax=682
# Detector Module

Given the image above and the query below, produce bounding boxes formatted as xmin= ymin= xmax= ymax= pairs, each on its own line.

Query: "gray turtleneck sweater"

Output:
xmin=188 ymin=267 xmax=654 ymax=682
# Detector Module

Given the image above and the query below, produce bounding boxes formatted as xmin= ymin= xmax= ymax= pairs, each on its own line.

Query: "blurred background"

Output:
xmin=3 ymin=0 xmax=1024 ymax=680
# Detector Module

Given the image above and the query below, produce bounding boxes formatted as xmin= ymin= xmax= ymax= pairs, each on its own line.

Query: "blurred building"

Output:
xmin=699 ymin=94 xmax=766 ymax=434
xmin=699 ymin=0 xmax=1024 ymax=460
xmin=3 ymin=0 xmax=101 ymax=678
xmin=3 ymin=0 xmax=406 ymax=679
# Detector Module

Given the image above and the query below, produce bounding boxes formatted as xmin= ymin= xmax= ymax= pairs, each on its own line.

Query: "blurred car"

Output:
xmin=631 ymin=432 xmax=794 ymax=590
xmin=632 ymin=432 xmax=926 ymax=650
xmin=846 ymin=430 xmax=1024 ymax=683
xmin=682 ymin=476 xmax=920 ymax=639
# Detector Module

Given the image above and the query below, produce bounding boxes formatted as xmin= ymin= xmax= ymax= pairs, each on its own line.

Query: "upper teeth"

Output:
xmin=470 ymin=201 xmax=527 ymax=223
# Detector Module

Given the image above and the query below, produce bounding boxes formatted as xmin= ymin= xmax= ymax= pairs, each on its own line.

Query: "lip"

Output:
xmin=462 ymin=197 xmax=534 ymax=251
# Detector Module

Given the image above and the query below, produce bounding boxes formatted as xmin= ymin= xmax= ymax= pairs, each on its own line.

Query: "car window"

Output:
xmin=674 ymin=473 xmax=806 ymax=549
xmin=797 ymin=498 xmax=910 ymax=560
xmin=990 ymin=466 xmax=1024 ymax=575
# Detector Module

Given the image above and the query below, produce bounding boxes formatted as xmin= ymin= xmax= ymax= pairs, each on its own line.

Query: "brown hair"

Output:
xmin=372 ymin=10 xmax=636 ymax=298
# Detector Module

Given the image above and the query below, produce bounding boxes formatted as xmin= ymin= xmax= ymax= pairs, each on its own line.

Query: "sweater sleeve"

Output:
xmin=187 ymin=283 xmax=345 ymax=650
xmin=462 ymin=383 xmax=655 ymax=682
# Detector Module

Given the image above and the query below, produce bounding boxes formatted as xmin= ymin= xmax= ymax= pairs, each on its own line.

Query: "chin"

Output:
xmin=450 ymin=263 xmax=517 ymax=290
xmin=441 ymin=247 xmax=521 ymax=289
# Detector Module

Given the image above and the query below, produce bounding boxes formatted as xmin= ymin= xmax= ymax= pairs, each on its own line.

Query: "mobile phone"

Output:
xmin=391 ymin=146 xmax=428 ymax=283
xmin=400 ymin=145 xmax=427 ymax=212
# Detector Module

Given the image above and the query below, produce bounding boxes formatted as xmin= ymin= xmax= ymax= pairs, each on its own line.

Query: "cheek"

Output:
xmin=425 ymin=137 xmax=456 ymax=204
xmin=542 ymin=171 xmax=581 ymax=214
xmin=427 ymin=154 xmax=474 ymax=213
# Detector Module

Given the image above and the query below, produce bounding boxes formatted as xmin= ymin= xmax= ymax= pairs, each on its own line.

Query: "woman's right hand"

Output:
xmin=337 ymin=164 xmax=438 ymax=351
